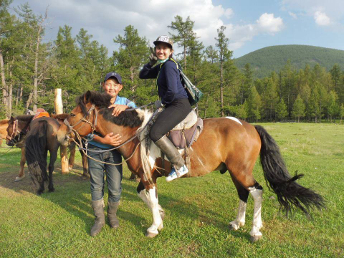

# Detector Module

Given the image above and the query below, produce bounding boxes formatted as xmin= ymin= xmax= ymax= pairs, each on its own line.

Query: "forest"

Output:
xmin=1 ymin=1 xmax=344 ymax=122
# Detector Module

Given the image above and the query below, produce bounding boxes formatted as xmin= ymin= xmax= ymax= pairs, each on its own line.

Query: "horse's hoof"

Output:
xmin=36 ymin=191 xmax=43 ymax=195
xmin=48 ymin=188 xmax=55 ymax=192
xmin=145 ymin=231 xmax=158 ymax=238
xmin=14 ymin=176 xmax=25 ymax=182
xmin=250 ymin=235 xmax=262 ymax=243
xmin=159 ymin=210 xmax=165 ymax=221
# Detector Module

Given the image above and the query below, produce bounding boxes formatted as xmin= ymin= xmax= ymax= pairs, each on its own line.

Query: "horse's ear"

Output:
xmin=84 ymin=90 xmax=92 ymax=103
xmin=10 ymin=116 xmax=14 ymax=121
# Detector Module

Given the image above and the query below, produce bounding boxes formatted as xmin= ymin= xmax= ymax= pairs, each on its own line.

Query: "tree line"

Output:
xmin=1 ymin=1 xmax=344 ymax=122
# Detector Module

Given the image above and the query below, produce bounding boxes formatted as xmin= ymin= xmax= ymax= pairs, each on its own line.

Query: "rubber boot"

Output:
xmin=107 ymin=201 xmax=120 ymax=229
xmin=154 ymin=135 xmax=185 ymax=169
xmin=90 ymin=199 xmax=105 ymax=237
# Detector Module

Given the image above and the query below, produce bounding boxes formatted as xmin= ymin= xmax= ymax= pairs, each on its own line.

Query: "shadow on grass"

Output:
xmin=0 ymin=150 xmax=249 ymax=242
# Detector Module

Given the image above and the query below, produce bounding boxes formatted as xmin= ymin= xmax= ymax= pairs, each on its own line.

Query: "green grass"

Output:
xmin=0 ymin=123 xmax=343 ymax=257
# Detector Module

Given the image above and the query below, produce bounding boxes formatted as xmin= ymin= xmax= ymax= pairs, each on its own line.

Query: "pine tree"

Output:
xmin=113 ymin=25 xmax=149 ymax=101
xmin=292 ymin=94 xmax=306 ymax=122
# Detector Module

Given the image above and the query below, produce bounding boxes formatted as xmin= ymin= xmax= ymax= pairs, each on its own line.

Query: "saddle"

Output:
xmin=167 ymin=110 xmax=203 ymax=149
xmin=33 ymin=108 xmax=50 ymax=120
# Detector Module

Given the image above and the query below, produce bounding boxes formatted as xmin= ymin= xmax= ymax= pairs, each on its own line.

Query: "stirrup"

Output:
xmin=166 ymin=165 xmax=188 ymax=182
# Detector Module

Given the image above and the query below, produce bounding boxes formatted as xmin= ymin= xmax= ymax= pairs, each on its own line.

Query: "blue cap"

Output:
xmin=104 ymin=72 xmax=122 ymax=84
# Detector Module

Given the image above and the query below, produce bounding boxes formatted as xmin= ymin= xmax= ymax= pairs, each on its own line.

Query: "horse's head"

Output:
xmin=6 ymin=115 xmax=34 ymax=146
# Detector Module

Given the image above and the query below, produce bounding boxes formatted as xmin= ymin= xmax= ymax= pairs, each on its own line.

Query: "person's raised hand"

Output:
xmin=149 ymin=47 xmax=157 ymax=66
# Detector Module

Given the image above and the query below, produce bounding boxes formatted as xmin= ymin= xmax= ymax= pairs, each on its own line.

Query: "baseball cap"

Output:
xmin=104 ymin=72 xmax=122 ymax=84
xmin=153 ymin=35 xmax=173 ymax=49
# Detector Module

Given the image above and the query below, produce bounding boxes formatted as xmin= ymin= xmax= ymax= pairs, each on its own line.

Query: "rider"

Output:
xmin=86 ymin=72 xmax=136 ymax=237
xmin=139 ymin=35 xmax=192 ymax=182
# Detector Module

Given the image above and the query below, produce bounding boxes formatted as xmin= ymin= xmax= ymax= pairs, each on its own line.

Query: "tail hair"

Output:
xmin=255 ymin=125 xmax=325 ymax=216
xmin=25 ymin=120 xmax=48 ymax=182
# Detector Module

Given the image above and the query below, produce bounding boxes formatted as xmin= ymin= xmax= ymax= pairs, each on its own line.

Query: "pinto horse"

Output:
xmin=6 ymin=115 xmax=88 ymax=192
xmin=58 ymin=91 xmax=324 ymax=242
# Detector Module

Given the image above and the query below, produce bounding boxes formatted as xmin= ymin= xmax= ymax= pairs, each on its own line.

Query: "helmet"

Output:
xmin=153 ymin=35 xmax=173 ymax=49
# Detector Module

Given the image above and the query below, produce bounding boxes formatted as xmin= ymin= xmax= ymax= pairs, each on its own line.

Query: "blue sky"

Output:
xmin=10 ymin=0 xmax=344 ymax=58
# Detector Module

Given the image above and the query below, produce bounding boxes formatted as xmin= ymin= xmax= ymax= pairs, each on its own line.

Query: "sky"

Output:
xmin=9 ymin=0 xmax=344 ymax=58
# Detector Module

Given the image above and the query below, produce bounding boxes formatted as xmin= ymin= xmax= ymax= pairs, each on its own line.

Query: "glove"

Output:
xmin=154 ymin=100 xmax=163 ymax=109
xmin=149 ymin=47 xmax=158 ymax=66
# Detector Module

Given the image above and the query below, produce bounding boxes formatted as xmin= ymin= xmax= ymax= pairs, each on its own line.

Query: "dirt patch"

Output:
xmin=0 ymin=163 xmax=89 ymax=195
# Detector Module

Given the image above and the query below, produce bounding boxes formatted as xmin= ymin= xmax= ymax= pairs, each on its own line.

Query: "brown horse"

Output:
xmin=0 ymin=119 xmax=9 ymax=147
xmin=58 ymin=91 xmax=324 ymax=242
xmin=6 ymin=115 xmax=88 ymax=188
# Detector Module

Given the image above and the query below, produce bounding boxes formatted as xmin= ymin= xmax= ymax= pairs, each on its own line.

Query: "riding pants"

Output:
xmin=149 ymin=98 xmax=192 ymax=142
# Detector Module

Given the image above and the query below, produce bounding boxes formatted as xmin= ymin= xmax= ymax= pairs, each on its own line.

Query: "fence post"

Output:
xmin=55 ymin=89 xmax=69 ymax=174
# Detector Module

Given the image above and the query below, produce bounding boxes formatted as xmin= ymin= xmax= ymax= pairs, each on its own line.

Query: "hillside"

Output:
xmin=234 ymin=45 xmax=344 ymax=78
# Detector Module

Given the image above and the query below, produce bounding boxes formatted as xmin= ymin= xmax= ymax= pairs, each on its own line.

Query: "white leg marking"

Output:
xmin=225 ymin=117 xmax=243 ymax=125
xmin=249 ymin=187 xmax=263 ymax=240
xmin=138 ymin=187 xmax=163 ymax=236
xmin=230 ymin=200 xmax=247 ymax=230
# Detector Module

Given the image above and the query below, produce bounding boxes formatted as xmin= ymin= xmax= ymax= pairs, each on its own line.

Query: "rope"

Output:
xmin=71 ymin=130 xmax=142 ymax=166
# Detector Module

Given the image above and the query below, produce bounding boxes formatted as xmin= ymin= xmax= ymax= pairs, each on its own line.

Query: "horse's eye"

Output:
xmin=70 ymin=113 xmax=76 ymax=117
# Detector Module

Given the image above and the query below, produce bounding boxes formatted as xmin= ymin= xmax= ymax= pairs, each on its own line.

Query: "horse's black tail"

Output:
xmin=25 ymin=120 xmax=48 ymax=183
xmin=255 ymin=125 xmax=325 ymax=216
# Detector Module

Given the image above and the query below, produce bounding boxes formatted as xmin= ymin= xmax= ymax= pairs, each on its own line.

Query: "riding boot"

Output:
xmin=154 ymin=135 xmax=188 ymax=182
xmin=90 ymin=199 xmax=105 ymax=237
xmin=107 ymin=201 xmax=120 ymax=229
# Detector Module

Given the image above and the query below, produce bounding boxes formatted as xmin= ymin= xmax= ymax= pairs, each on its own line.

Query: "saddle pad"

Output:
xmin=167 ymin=118 xmax=203 ymax=149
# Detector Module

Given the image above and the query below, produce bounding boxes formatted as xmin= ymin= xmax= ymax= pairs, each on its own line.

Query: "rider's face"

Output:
xmin=102 ymin=78 xmax=122 ymax=98
xmin=155 ymin=43 xmax=173 ymax=60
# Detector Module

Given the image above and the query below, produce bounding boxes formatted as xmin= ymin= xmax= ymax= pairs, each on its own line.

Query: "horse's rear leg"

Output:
xmin=229 ymin=171 xmax=263 ymax=242
xmin=15 ymin=147 xmax=26 ymax=182
xmin=248 ymin=183 xmax=263 ymax=242
xmin=48 ymin=150 xmax=58 ymax=192
xmin=229 ymin=177 xmax=249 ymax=230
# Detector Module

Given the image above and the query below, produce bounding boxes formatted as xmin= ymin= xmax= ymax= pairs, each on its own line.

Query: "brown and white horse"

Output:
xmin=58 ymin=91 xmax=324 ymax=242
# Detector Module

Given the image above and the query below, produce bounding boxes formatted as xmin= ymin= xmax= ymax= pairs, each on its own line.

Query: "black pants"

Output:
xmin=149 ymin=98 xmax=192 ymax=142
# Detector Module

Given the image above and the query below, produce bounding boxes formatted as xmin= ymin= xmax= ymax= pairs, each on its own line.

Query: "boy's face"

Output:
xmin=103 ymin=78 xmax=122 ymax=98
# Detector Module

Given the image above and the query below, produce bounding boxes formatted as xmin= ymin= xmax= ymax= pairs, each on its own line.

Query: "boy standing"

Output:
xmin=87 ymin=72 xmax=136 ymax=237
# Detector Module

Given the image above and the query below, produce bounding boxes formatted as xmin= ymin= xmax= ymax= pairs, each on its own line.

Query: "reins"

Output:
xmin=63 ymin=101 xmax=154 ymax=166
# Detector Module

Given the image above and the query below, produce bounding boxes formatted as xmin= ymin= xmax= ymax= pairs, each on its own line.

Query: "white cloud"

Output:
xmin=11 ymin=0 xmax=284 ymax=55
xmin=289 ymin=12 xmax=297 ymax=19
xmin=314 ymin=11 xmax=331 ymax=26
xmin=282 ymin=0 xmax=343 ymax=25
xmin=256 ymin=13 xmax=284 ymax=33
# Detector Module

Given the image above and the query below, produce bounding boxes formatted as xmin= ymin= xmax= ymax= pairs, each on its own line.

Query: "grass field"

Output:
xmin=0 ymin=123 xmax=343 ymax=257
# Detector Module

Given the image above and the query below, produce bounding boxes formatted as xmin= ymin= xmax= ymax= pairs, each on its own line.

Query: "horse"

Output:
xmin=0 ymin=119 xmax=10 ymax=147
xmin=58 ymin=91 xmax=324 ymax=242
xmin=4 ymin=116 xmax=33 ymax=181
xmin=6 ymin=115 xmax=88 ymax=191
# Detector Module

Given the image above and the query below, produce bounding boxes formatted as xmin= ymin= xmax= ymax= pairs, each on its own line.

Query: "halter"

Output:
xmin=6 ymin=119 xmax=29 ymax=146
xmin=63 ymin=102 xmax=148 ymax=166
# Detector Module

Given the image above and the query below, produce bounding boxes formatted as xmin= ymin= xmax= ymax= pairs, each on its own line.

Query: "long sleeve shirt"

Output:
xmin=139 ymin=60 xmax=188 ymax=105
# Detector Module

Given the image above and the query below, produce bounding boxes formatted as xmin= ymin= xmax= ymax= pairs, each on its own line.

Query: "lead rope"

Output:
xmin=71 ymin=130 xmax=142 ymax=166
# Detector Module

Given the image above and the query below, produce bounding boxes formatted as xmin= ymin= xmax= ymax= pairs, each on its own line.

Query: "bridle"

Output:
xmin=63 ymin=102 xmax=146 ymax=166
xmin=6 ymin=119 xmax=30 ymax=146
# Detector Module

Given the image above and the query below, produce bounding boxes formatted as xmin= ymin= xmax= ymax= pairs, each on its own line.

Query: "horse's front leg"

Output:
xmin=137 ymin=182 xmax=164 ymax=238
xmin=15 ymin=147 xmax=26 ymax=182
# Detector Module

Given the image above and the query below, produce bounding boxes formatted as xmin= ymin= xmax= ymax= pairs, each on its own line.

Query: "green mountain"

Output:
xmin=234 ymin=45 xmax=344 ymax=78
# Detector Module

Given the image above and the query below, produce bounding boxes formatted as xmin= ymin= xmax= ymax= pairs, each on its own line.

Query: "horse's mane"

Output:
xmin=78 ymin=91 xmax=143 ymax=128
xmin=15 ymin=115 xmax=34 ymax=122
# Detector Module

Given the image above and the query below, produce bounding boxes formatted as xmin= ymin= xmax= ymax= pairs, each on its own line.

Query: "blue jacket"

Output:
xmin=139 ymin=59 xmax=188 ymax=105
xmin=86 ymin=95 xmax=136 ymax=149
